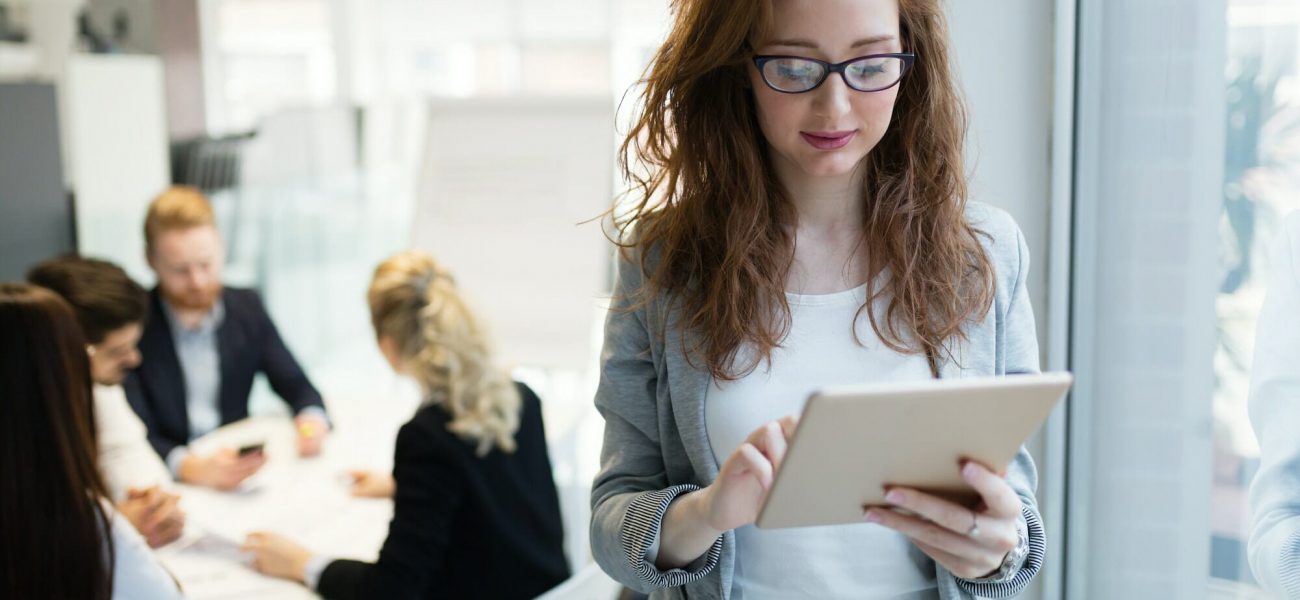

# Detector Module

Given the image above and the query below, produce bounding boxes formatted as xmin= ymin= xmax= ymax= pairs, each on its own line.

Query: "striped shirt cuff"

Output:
xmin=955 ymin=506 xmax=1045 ymax=598
xmin=621 ymin=484 xmax=723 ymax=588
xmin=1280 ymin=528 xmax=1300 ymax=599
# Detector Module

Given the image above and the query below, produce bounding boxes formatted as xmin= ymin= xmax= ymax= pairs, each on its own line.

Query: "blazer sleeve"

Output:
xmin=122 ymin=371 xmax=183 ymax=461
xmin=956 ymin=216 xmax=1047 ymax=598
xmin=316 ymin=421 xmax=464 ymax=600
xmin=247 ymin=291 xmax=326 ymax=417
xmin=1248 ymin=213 xmax=1300 ymax=598
xmin=588 ymin=251 xmax=723 ymax=594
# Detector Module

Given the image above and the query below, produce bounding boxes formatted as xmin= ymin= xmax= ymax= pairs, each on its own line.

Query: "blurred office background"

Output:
xmin=1 ymin=0 xmax=1297 ymax=598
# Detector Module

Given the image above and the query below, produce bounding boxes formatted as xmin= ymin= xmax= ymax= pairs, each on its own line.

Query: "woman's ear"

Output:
xmin=377 ymin=335 xmax=404 ymax=374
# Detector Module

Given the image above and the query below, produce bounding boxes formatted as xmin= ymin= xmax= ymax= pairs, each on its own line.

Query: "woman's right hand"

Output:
xmin=656 ymin=415 xmax=798 ymax=570
xmin=701 ymin=416 xmax=798 ymax=531
xmin=347 ymin=469 xmax=396 ymax=498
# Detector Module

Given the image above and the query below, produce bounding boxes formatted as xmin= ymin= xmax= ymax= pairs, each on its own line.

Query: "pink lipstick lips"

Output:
xmin=800 ymin=130 xmax=857 ymax=150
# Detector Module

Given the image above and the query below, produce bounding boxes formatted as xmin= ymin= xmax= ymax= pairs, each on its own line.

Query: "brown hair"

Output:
xmin=368 ymin=251 xmax=521 ymax=456
xmin=27 ymin=255 xmax=148 ymax=344
xmin=0 ymin=283 xmax=113 ymax=600
xmin=612 ymin=0 xmax=994 ymax=379
xmin=144 ymin=185 xmax=217 ymax=255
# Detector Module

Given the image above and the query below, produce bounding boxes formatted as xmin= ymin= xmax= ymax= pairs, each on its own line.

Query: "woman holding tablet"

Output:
xmin=591 ymin=0 xmax=1042 ymax=598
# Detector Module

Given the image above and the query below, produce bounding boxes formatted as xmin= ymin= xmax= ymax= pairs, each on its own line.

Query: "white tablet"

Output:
xmin=754 ymin=372 xmax=1072 ymax=529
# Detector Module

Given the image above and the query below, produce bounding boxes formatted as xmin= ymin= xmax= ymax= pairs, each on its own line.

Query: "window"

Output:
xmin=1070 ymin=0 xmax=1300 ymax=598
xmin=1211 ymin=0 xmax=1300 ymax=593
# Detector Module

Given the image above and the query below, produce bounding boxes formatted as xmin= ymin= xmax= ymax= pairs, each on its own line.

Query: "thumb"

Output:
xmin=734 ymin=443 xmax=774 ymax=490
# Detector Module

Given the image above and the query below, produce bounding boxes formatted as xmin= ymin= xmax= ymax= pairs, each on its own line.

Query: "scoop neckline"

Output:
xmin=784 ymin=282 xmax=869 ymax=306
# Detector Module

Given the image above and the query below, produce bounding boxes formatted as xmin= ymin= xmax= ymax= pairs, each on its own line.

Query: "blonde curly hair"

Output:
xmin=368 ymin=251 xmax=521 ymax=456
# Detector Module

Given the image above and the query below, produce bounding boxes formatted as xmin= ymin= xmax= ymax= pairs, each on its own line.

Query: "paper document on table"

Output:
xmin=157 ymin=530 xmax=305 ymax=599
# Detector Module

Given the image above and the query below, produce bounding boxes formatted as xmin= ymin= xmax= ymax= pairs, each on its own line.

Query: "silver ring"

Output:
xmin=966 ymin=510 xmax=980 ymax=538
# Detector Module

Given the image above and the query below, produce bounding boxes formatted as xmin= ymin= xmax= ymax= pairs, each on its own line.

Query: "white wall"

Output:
xmin=947 ymin=2 xmax=1056 ymax=358
xmin=66 ymin=54 xmax=170 ymax=283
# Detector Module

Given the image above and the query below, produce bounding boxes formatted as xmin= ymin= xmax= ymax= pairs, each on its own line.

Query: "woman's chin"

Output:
xmin=797 ymin=155 xmax=867 ymax=179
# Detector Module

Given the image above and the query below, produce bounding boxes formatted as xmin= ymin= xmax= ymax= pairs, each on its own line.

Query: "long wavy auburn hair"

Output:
xmin=612 ymin=0 xmax=995 ymax=379
xmin=368 ymin=251 xmax=521 ymax=456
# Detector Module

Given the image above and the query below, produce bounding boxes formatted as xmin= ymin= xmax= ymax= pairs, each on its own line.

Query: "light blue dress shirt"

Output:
xmin=161 ymin=299 xmax=225 ymax=474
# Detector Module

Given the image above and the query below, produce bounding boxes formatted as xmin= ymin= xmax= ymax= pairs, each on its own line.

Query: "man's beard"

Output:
xmin=163 ymin=285 xmax=221 ymax=312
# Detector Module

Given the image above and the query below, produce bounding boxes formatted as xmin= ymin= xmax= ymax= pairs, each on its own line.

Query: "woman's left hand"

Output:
xmin=864 ymin=461 xmax=1021 ymax=580
xmin=241 ymin=532 xmax=314 ymax=583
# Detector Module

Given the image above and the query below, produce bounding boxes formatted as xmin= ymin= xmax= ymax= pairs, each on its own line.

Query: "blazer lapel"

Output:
xmin=215 ymin=291 xmax=242 ymax=424
xmin=662 ymin=312 xmax=718 ymax=483
xmin=143 ymin=291 xmax=190 ymax=439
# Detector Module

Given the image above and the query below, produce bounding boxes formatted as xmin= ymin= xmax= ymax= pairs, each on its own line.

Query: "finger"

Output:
xmin=777 ymin=415 xmax=798 ymax=440
xmin=160 ymin=511 xmax=184 ymax=534
xmin=961 ymin=461 xmax=1022 ymax=518
xmin=734 ymin=442 xmax=774 ymax=490
xmin=752 ymin=422 xmax=788 ymax=473
xmin=151 ymin=518 xmax=184 ymax=546
xmin=883 ymin=487 xmax=980 ymax=535
xmin=153 ymin=511 xmax=184 ymax=540
xmin=864 ymin=508 xmax=987 ymax=561
xmin=143 ymin=496 xmax=180 ymax=530
xmin=235 ymin=459 xmax=265 ymax=476
xmin=234 ymin=469 xmax=258 ymax=485
xmin=229 ymin=466 xmax=256 ymax=482
xmin=137 ymin=486 xmax=162 ymax=509
xmin=912 ymin=539 xmax=998 ymax=580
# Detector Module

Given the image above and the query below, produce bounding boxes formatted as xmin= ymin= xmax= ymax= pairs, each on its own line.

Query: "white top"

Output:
xmin=1248 ymin=211 xmax=1300 ymax=597
xmin=95 ymin=384 xmax=173 ymax=501
xmin=104 ymin=501 xmax=186 ymax=599
xmin=704 ymin=283 xmax=940 ymax=600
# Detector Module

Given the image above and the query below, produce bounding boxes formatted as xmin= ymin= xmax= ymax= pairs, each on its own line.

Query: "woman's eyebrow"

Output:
xmin=765 ymin=34 xmax=898 ymax=50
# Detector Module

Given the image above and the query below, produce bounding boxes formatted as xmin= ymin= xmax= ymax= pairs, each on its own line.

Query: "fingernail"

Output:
xmin=884 ymin=490 xmax=903 ymax=504
xmin=864 ymin=510 xmax=882 ymax=524
xmin=963 ymin=462 xmax=978 ymax=478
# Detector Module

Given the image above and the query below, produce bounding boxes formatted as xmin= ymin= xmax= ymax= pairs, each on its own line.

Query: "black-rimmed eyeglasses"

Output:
xmin=752 ymin=53 xmax=916 ymax=93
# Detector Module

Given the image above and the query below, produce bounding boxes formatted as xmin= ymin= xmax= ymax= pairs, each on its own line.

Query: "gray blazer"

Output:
xmin=590 ymin=202 xmax=1046 ymax=600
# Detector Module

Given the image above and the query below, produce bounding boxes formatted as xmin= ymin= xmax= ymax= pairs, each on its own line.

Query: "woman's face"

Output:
xmin=750 ymin=0 xmax=904 ymax=180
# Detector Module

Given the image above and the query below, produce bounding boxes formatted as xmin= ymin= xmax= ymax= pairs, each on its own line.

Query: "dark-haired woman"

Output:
xmin=0 ymin=283 xmax=183 ymax=600
xmin=590 ymin=0 xmax=1042 ymax=598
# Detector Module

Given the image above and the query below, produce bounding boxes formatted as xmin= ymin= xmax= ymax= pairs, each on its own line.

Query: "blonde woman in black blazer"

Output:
xmin=243 ymin=251 xmax=569 ymax=599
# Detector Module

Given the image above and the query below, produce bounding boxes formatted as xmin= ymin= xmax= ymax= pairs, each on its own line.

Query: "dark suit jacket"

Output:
xmin=317 ymin=382 xmax=569 ymax=600
xmin=124 ymin=286 xmax=326 ymax=459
